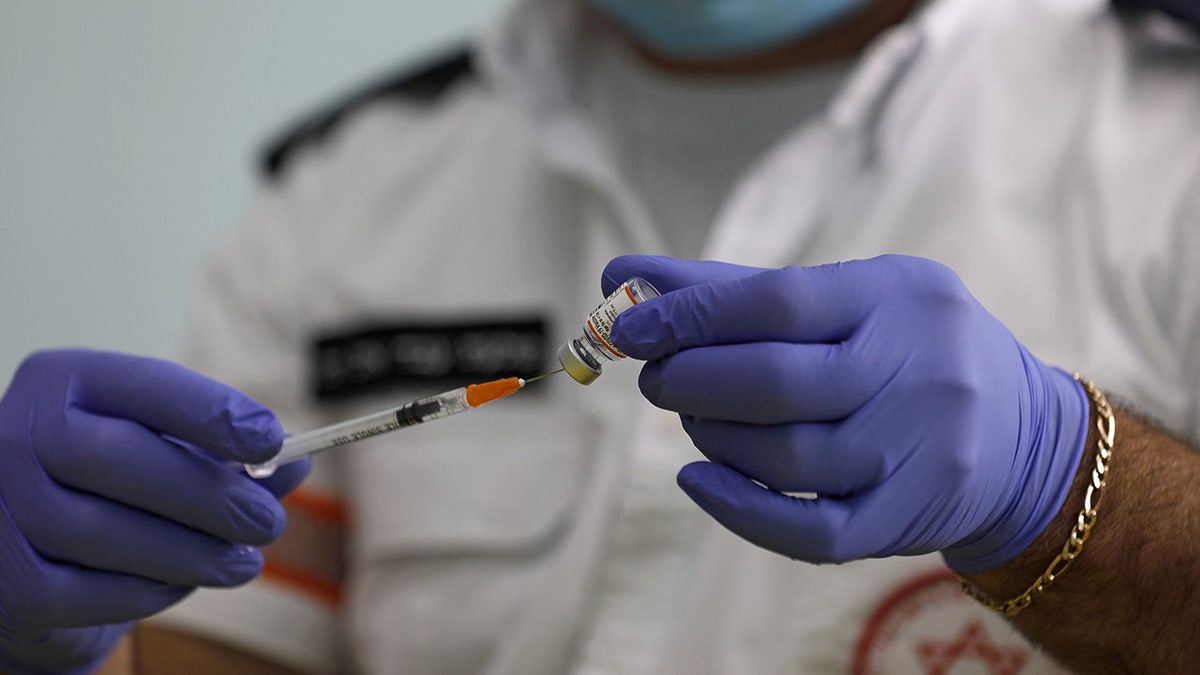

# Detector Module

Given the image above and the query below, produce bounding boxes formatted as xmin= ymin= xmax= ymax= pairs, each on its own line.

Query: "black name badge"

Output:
xmin=312 ymin=317 xmax=551 ymax=399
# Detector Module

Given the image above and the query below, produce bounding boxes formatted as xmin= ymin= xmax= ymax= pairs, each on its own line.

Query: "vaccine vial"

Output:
xmin=557 ymin=277 xmax=661 ymax=385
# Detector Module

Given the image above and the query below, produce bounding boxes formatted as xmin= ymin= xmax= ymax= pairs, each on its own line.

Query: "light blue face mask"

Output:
xmin=586 ymin=0 xmax=879 ymax=60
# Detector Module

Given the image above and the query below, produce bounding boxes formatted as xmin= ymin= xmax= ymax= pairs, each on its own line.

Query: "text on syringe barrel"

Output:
xmin=287 ymin=391 xmax=468 ymax=455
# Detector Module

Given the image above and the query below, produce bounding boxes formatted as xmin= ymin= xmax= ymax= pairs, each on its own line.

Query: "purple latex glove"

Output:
xmin=0 ymin=350 xmax=310 ymax=674
xmin=604 ymin=255 xmax=1089 ymax=572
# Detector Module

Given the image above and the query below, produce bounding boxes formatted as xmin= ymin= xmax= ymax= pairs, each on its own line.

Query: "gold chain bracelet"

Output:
xmin=959 ymin=374 xmax=1115 ymax=617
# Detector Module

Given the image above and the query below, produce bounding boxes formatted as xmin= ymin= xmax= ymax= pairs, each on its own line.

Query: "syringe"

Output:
xmin=244 ymin=376 xmax=528 ymax=478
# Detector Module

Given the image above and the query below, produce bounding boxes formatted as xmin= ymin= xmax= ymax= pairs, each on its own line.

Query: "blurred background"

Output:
xmin=0 ymin=0 xmax=504 ymax=382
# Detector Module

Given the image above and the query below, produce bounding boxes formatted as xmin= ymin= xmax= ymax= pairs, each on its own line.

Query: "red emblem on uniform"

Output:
xmin=915 ymin=620 xmax=1027 ymax=674
xmin=851 ymin=568 xmax=1067 ymax=674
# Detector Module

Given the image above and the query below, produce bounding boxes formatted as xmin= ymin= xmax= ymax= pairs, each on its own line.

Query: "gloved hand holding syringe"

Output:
xmin=0 ymin=276 xmax=650 ymax=673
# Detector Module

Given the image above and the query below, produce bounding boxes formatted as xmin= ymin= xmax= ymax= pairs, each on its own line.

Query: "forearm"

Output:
xmin=962 ymin=402 xmax=1200 ymax=673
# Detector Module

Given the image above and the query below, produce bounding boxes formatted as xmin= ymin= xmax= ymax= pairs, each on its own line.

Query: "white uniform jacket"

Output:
xmin=157 ymin=0 xmax=1200 ymax=672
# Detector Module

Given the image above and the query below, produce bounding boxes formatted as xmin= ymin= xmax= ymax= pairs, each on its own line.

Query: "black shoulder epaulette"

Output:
xmin=1111 ymin=0 xmax=1200 ymax=28
xmin=260 ymin=44 xmax=475 ymax=180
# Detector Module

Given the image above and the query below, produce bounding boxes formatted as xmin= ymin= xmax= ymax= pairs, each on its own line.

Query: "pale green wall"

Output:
xmin=0 ymin=0 xmax=505 ymax=380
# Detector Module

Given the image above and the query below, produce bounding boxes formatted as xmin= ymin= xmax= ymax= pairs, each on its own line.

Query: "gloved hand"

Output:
xmin=0 ymin=349 xmax=310 ymax=674
xmin=604 ymin=255 xmax=1089 ymax=573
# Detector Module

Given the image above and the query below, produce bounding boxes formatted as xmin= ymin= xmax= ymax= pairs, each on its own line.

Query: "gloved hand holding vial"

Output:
xmin=600 ymin=254 xmax=1090 ymax=573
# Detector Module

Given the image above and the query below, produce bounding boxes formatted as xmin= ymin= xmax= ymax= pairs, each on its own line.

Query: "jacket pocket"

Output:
xmin=348 ymin=400 xmax=589 ymax=558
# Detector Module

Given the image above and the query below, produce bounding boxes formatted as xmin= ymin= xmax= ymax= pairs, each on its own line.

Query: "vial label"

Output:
xmin=585 ymin=282 xmax=642 ymax=359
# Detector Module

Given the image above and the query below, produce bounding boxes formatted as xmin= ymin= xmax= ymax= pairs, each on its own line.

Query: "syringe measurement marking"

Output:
xmin=329 ymin=421 xmax=401 ymax=447
xmin=328 ymin=400 xmax=448 ymax=446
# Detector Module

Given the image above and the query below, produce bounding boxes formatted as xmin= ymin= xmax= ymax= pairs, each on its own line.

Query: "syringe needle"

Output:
xmin=523 ymin=368 xmax=565 ymax=384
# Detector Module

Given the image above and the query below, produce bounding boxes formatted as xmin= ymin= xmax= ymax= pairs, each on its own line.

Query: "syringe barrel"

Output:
xmin=244 ymin=387 xmax=470 ymax=478
xmin=277 ymin=408 xmax=401 ymax=463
